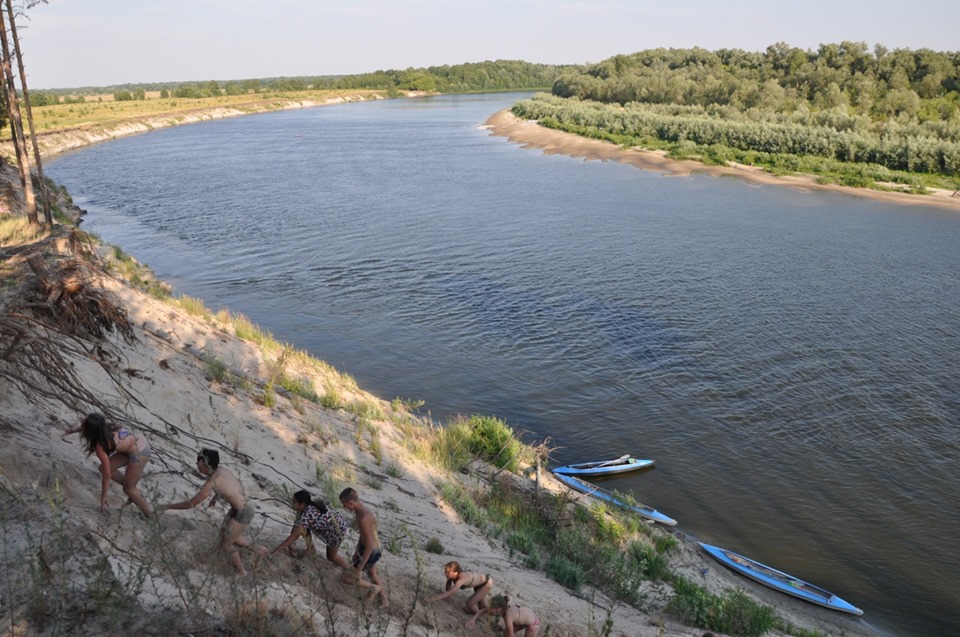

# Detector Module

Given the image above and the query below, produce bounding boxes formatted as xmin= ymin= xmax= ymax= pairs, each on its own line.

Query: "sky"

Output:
xmin=17 ymin=0 xmax=960 ymax=89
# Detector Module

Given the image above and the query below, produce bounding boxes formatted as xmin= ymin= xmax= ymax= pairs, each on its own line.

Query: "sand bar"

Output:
xmin=484 ymin=109 xmax=960 ymax=212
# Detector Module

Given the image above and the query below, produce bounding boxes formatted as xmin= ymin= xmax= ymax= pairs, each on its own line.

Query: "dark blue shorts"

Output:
xmin=352 ymin=543 xmax=382 ymax=571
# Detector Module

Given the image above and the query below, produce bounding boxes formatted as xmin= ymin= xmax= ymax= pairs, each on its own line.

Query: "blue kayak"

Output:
xmin=552 ymin=454 xmax=655 ymax=477
xmin=699 ymin=542 xmax=863 ymax=615
xmin=552 ymin=471 xmax=677 ymax=526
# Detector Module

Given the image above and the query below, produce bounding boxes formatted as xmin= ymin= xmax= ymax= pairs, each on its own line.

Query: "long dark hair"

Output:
xmin=79 ymin=413 xmax=115 ymax=456
xmin=293 ymin=489 xmax=328 ymax=514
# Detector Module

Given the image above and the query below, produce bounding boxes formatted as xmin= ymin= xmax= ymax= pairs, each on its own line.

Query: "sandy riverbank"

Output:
xmin=0 ymin=234 xmax=885 ymax=636
xmin=484 ymin=109 xmax=960 ymax=212
xmin=1 ymin=96 xmax=886 ymax=635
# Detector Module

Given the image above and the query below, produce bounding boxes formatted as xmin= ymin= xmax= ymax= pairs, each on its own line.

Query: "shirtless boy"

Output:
xmin=159 ymin=449 xmax=265 ymax=575
xmin=339 ymin=487 xmax=388 ymax=607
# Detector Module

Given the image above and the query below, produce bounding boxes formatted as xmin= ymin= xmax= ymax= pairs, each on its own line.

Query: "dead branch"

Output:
xmin=22 ymin=251 xmax=134 ymax=342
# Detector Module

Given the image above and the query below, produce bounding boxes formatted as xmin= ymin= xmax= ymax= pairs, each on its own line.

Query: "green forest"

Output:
xmin=25 ymin=45 xmax=960 ymax=191
xmin=29 ymin=59 xmax=579 ymax=103
xmin=513 ymin=42 xmax=960 ymax=190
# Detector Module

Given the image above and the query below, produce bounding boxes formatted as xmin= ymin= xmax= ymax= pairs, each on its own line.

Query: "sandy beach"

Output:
xmin=0 ymin=98 xmax=889 ymax=636
xmin=483 ymin=109 xmax=960 ymax=213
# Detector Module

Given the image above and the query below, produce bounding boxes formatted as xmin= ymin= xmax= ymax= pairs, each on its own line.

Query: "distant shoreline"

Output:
xmin=27 ymin=94 xmax=385 ymax=161
xmin=483 ymin=109 xmax=960 ymax=212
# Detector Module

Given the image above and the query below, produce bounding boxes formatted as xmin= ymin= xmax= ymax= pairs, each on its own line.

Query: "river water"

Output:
xmin=47 ymin=93 xmax=960 ymax=636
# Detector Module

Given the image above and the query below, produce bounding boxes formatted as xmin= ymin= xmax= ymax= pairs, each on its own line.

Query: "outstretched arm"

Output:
xmin=272 ymin=525 xmax=305 ymax=554
xmin=158 ymin=478 xmax=214 ymax=512
xmin=427 ymin=577 xmax=464 ymax=602
xmin=465 ymin=607 xmax=490 ymax=628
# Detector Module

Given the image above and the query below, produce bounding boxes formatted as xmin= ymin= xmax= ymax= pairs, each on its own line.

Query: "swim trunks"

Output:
xmin=352 ymin=541 xmax=382 ymax=571
xmin=227 ymin=504 xmax=255 ymax=525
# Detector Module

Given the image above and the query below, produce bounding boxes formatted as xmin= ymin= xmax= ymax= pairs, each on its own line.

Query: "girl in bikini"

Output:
xmin=466 ymin=594 xmax=541 ymax=636
xmin=427 ymin=560 xmax=493 ymax=616
xmin=63 ymin=413 xmax=153 ymax=517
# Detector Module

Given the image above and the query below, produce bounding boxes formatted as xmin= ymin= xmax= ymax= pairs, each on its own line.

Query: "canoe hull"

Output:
xmin=552 ymin=471 xmax=677 ymax=526
xmin=699 ymin=542 xmax=863 ymax=615
xmin=552 ymin=456 xmax=655 ymax=477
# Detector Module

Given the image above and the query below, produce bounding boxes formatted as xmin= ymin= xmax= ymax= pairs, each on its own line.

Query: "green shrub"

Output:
xmin=629 ymin=542 xmax=670 ymax=580
xmin=506 ymin=530 xmax=536 ymax=556
xmin=319 ymin=381 xmax=342 ymax=409
xmin=546 ymin=553 xmax=586 ymax=592
xmin=464 ymin=415 xmax=523 ymax=471
xmin=654 ymin=533 xmax=679 ymax=554
xmin=280 ymin=375 xmax=318 ymax=402
xmin=205 ymin=358 xmax=227 ymax=383
xmin=667 ymin=576 xmax=776 ymax=637
xmin=437 ymin=481 xmax=489 ymax=531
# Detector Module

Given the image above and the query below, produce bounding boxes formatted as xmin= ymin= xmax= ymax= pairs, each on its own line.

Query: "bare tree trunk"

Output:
xmin=6 ymin=0 xmax=51 ymax=224
xmin=0 ymin=4 xmax=37 ymax=224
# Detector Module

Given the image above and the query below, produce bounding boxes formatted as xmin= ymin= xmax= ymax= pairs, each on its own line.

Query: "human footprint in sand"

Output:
xmin=426 ymin=560 xmax=493 ymax=617
xmin=63 ymin=413 xmax=154 ymax=517
xmin=158 ymin=448 xmax=266 ymax=576
xmin=339 ymin=487 xmax=388 ymax=607
xmin=467 ymin=594 xmax=541 ymax=636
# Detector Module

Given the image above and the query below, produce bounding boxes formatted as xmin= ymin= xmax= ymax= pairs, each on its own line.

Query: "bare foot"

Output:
xmin=364 ymin=585 xmax=382 ymax=603
xmin=251 ymin=546 xmax=269 ymax=569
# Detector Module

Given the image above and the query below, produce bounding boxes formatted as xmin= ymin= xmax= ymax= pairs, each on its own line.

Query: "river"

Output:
xmin=47 ymin=92 xmax=960 ymax=636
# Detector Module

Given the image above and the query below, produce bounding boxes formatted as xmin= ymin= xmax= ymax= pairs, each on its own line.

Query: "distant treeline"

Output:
xmin=29 ymin=60 xmax=580 ymax=105
xmin=513 ymin=43 xmax=960 ymax=181
xmin=315 ymin=59 xmax=577 ymax=92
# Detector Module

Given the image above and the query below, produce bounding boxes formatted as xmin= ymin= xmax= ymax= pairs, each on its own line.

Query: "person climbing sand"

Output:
xmin=467 ymin=594 xmax=541 ymax=636
xmin=63 ymin=413 xmax=154 ymax=517
xmin=426 ymin=560 xmax=493 ymax=616
xmin=339 ymin=487 xmax=388 ymax=607
xmin=158 ymin=448 xmax=266 ymax=576
xmin=270 ymin=489 xmax=382 ymax=598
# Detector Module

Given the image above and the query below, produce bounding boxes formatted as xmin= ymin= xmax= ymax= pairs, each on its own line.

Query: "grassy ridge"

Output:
xmin=19 ymin=89 xmax=382 ymax=133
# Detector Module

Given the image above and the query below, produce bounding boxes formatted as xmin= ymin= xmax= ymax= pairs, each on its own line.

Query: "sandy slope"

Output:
xmin=0 ymin=237 xmax=884 ymax=637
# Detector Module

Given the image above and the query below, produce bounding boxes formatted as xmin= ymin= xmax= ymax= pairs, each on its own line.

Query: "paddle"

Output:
xmin=594 ymin=454 xmax=630 ymax=468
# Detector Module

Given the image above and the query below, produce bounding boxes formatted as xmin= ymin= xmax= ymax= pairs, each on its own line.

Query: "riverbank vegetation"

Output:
xmin=513 ymin=43 xmax=960 ymax=192
xmin=27 ymin=59 xmax=578 ymax=109
xmin=49 ymin=219 xmax=824 ymax=637
xmin=12 ymin=59 xmax=579 ymax=145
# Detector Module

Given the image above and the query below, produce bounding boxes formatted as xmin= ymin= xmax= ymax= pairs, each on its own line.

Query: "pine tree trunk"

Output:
xmin=0 ymin=5 xmax=37 ymax=224
xmin=6 ymin=0 xmax=51 ymax=224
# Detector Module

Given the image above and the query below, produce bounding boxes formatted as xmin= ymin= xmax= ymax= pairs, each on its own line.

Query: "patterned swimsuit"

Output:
xmin=298 ymin=505 xmax=349 ymax=548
